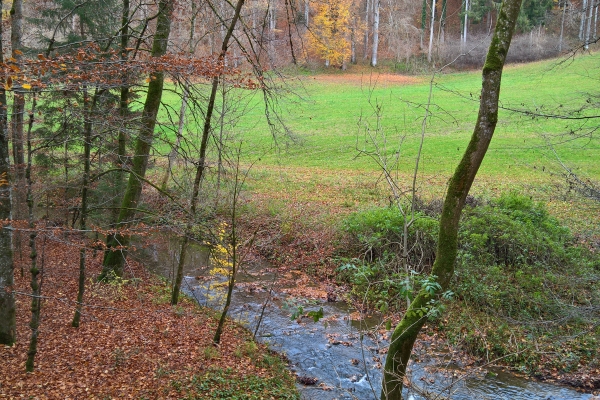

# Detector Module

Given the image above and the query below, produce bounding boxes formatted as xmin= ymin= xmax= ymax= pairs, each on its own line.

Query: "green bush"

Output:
xmin=340 ymin=193 xmax=599 ymax=372
xmin=343 ymin=206 xmax=438 ymax=268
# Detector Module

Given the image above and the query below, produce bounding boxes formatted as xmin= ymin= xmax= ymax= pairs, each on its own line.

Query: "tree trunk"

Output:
xmin=371 ymin=0 xmax=380 ymax=66
xmin=113 ymin=0 xmax=130 ymax=226
xmin=304 ymin=0 xmax=309 ymax=27
xmin=559 ymin=0 xmax=567 ymax=52
xmin=462 ymin=0 xmax=470 ymax=47
xmin=594 ymin=5 xmax=598 ymax=38
xmin=428 ymin=0 xmax=436 ymax=63
xmin=381 ymin=0 xmax=523 ymax=398
xmin=580 ymin=0 xmax=587 ymax=40
xmin=351 ymin=18 xmax=357 ymax=64
xmin=0 ymin=0 xmax=16 ymax=345
xmin=364 ymin=0 xmax=371 ymax=59
xmin=10 ymin=0 xmax=26 ymax=262
xmin=585 ymin=0 xmax=593 ymax=49
xmin=440 ymin=0 xmax=447 ymax=44
xmin=171 ymin=0 xmax=246 ymax=305
xmin=100 ymin=0 xmax=173 ymax=280
xmin=10 ymin=0 xmax=24 ymax=176
xmin=421 ymin=0 xmax=427 ymax=49
xmin=72 ymin=88 xmax=96 ymax=328
xmin=25 ymin=96 xmax=39 ymax=372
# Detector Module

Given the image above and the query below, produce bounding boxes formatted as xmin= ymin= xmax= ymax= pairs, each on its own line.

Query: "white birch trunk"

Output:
xmin=364 ymin=0 xmax=371 ymax=59
xmin=304 ymin=0 xmax=309 ymax=28
xmin=428 ymin=0 xmax=436 ymax=63
xmin=585 ymin=0 xmax=594 ymax=48
xmin=580 ymin=0 xmax=588 ymax=40
xmin=463 ymin=0 xmax=470 ymax=47
xmin=371 ymin=0 xmax=380 ymax=66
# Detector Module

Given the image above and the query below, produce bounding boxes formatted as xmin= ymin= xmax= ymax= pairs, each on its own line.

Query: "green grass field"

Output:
xmin=160 ymin=52 xmax=599 ymax=182
xmin=156 ymin=52 xmax=600 ymax=231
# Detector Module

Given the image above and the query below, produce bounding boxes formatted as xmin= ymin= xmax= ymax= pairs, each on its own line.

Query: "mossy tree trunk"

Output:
xmin=0 ymin=0 xmax=16 ymax=345
xmin=381 ymin=0 xmax=523 ymax=398
xmin=100 ymin=0 xmax=173 ymax=279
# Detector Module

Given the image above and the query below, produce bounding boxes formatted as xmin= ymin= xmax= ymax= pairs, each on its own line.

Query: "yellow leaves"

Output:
xmin=305 ymin=0 xmax=353 ymax=66
xmin=0 ymin=172 xmax=8 ymax=187
xmin=21 ymin=84 xmax=31 ymax=90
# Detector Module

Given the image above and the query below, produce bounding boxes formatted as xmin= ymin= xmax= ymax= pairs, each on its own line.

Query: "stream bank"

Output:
xmin=134 ymin=232 xmax=595 ymax=400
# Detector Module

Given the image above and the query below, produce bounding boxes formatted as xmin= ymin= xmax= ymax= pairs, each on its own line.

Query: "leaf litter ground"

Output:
xmin=1 ymin=233 xmax=297 ymax=399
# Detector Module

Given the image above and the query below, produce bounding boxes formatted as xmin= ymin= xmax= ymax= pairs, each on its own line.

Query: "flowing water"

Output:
xmin=133 ymin=233 xmax=594 ymax=400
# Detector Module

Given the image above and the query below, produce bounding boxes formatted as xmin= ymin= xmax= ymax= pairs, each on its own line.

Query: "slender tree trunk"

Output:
xmin=371 ymin=0 xmax=380 ymax=66
xmin=113 ymin=0 xmax=130 ymax=226
xmin=72 ymin=89 xmax=96 ymax=328
xmin=364 ymin=0 xmax=371 ymax=59
xmin=10 ymin=0 xmax=25 ymax=264
xmin=268 ymin=0 xmax=276 ymax=65
xmin=0 ymin=0 xmax=16 ymax=345
xmin=440 ymin=0 xmax=447 ymax=44
xmin=350 ymin=15 xmax=357 ymax=64
xmin=10 ymin=0 xmax=24 ymax=176
xmin=463 ymin=0 xmax=470 ymax=47
xmin=213 ymin=151 xmax=245 ymax=344
xmin=559 ymin=0 xmax=567 ymax=52
xmin=304 ymin=0 xmax=309 ymax=27
xmin=100 ymin=0 xmax=173 ymax=280
xmin=580 ymin=0 xmax=588 ymax=40
xmin=428 ymin=0 xmax=436 ymax=63
xmin=381 ymin=0 xmax=523 ymax=398
xmin=594 ymin=5 xmax=598 ymax=38
xmin=171 ymin=0 xmax=246 ymax=305
xmin=421 ymin=0 xmax=427 ymax=49
xmin=25 ymin=95 xmax=39 ymax=372
xmin=585 ymin=0 xmax=594 ymax=49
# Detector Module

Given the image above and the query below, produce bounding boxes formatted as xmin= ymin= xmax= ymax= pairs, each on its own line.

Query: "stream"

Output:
xmin=133 ymin=233 xmax=594 ymax=400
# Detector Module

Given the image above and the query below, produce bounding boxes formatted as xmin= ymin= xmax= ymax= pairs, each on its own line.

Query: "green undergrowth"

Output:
xmin=170 ymin=365 xmax=299 ymax=400
xmin=339 ymin=192 xmax=600 ymax=374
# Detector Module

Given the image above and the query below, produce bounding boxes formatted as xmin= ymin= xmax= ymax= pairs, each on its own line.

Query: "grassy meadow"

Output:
xmin=157 ymin=51 xmax=600 ymax=231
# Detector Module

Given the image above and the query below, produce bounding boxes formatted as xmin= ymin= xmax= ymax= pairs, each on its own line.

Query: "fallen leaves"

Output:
xmin=1 ymin=237 xmax=291 ymax=398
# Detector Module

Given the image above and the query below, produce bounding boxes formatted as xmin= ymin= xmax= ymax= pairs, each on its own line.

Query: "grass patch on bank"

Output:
xmin=170 ymin=366 xmax=300 ymax=400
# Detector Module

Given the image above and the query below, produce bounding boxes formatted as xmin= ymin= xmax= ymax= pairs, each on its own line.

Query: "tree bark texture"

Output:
xmin=380 ymin=0 xmax=523 ymax=398
xmin=25 ymin=96 xmax=39 ymax=372
xmin=10 ymin=0 xmax=24 ymax=176
xmin=101 ymin=0 xmax=173 ymax=279
xmin=0 ymin=0 xmax=16 ymax=345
